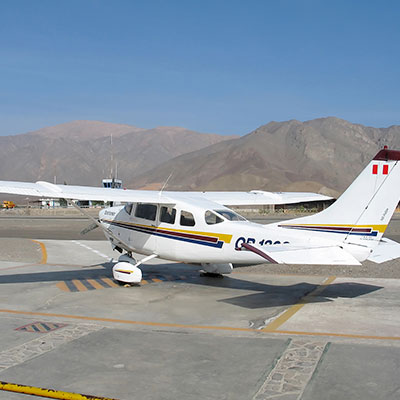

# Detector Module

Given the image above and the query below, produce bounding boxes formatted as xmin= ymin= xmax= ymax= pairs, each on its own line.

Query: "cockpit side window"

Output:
xmin=205 ymin=210 xmax=223 ymax=225
xmin=135 ymin=203 xmax=157 ymax=221
xmin=124 ymin=203 xmax=133 ymax=215
xmin=180 ymin=210 xmax=195 ymax=226
xmin=160 ymin=206 xmax=176 ymax=224
xmin=214 ymin=209 xmax=246 ymax=221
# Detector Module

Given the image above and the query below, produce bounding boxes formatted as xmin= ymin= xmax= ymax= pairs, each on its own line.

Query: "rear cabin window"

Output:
xmin=205 ymin=210 xmax=223 ymax=225
xmin=180 ymin=210 xmax=195 ymax=226
xmin=160 ymin=206 xmax=176 ymax=224
xmin=135 ymin=203 xmax=157 ymax=221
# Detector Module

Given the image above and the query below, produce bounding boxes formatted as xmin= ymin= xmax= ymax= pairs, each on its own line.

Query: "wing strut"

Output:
xmin=239 ymin=242 xmax=278 ymax=263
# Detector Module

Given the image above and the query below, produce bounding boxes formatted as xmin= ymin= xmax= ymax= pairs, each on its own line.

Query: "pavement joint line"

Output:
xmin=0 ymin=263 xmax=41 ymax=271
xmin=31 ymin=239 xmax=48 ymax=264
xmin=262 ymin=276 xmax=336 ymax=332
xmin=0 ymin=381 xmax=119 ymax=400
xmin=273 ymin=330 xmax=400 ymax=341
xmin=1 ymin=309 xmax=400 ymax=341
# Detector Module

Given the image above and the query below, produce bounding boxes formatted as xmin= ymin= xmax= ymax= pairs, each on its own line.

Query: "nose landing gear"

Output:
xmin=112 ymin=253 xmax=158 ymax=285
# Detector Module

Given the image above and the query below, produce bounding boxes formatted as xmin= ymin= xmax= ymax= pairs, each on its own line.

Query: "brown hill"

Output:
xmin=130 ymin=117 xmax=400 ymax=196
xmin=0 ymin=121 xmax=237 ymax=186
xmin=29 ymin=120 xmax=145 ymax=141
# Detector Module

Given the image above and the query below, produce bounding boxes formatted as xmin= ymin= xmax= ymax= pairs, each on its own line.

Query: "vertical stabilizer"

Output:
xmin=279 ymin=149 xmax=400 ymax=247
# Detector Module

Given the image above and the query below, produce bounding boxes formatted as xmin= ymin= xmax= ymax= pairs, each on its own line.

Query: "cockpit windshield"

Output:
xmin=214 ymin=209 xmax=246 ymax=221
xmin=205 ymin=210 xmax=223 ymax=225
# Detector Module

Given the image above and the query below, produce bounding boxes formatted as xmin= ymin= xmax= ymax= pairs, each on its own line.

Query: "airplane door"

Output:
xmin=155 ymin=205 xmax=178 ymax=259
xmin=129 ymin=203 xmax=157 ymax=254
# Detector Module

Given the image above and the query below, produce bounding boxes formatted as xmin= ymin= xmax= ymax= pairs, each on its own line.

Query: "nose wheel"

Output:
xmin=112 ymin=253 xmax=158 ymax=285
xmin=113 ymin=262 xmax=142 ymax=284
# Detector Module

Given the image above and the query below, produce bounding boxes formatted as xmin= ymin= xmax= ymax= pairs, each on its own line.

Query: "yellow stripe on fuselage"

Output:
xmin=115 ymin=221 xmax=233 ymax=244
xmin=280 ymin=223 xmax=387 ymax=233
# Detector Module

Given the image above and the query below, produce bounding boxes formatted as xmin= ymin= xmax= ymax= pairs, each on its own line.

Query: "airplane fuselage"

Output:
xmin=99 ymin=202 xmax=337 ymax=266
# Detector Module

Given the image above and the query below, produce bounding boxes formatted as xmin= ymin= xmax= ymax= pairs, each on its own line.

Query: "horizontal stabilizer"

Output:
xmin=242 ymin=243 xmax=361 ymax=265
xmin=367 ymin=238 xmax=400 ymax=263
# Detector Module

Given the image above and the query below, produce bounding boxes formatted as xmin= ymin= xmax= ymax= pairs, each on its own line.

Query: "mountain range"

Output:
xmin=0 ymin=121 xmax=236 ymax=187
xmin=1 ymin=117 xmax=399 ymax=197
xmin=129 ymin=117 xmax=400 ymax=197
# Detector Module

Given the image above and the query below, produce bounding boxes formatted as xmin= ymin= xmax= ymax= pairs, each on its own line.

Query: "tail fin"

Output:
xmin=279 ymin=148 xmax=400 ymax=248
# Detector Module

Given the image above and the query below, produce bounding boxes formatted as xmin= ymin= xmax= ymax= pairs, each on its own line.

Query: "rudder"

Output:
xmin=278 ymin=148 xmax=400 ymax=248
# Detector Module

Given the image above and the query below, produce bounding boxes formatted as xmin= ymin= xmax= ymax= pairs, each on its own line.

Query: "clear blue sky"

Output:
xmin=1 ymin=0 xmax=399 ymax=136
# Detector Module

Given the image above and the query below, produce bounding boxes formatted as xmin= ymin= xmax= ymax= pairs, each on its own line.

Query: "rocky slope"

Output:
xmin=129 ymin=117 xmax=400 ymax=196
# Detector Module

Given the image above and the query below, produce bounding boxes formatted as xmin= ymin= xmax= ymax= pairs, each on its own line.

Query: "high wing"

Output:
xmin=0 ymin=180 xmax=332 ymax=206
xmin=0 ymin=181 xmax=175 ymax=204
xmin=198 ymin=190 xmax=332 ymax=205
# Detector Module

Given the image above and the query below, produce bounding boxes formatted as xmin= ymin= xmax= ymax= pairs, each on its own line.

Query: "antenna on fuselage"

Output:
xmin=159 ymin=171 xmax=174 ymax=196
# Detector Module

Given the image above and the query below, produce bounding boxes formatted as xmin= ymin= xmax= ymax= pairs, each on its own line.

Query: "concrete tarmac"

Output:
xmin=0 ymin=217 xmax=400 ymax=399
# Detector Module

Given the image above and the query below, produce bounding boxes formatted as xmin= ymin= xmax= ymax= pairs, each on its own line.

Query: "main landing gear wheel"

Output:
xmin=200 ymin=262 xmax=233 ymax=278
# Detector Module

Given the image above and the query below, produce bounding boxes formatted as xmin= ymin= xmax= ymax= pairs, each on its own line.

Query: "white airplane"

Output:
xmin=0 ymin=148 xmax=399 ymax=285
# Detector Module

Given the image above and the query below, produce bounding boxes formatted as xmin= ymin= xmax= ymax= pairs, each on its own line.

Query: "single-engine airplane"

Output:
xmin=1 ymin=148 xmax=400 ymax=284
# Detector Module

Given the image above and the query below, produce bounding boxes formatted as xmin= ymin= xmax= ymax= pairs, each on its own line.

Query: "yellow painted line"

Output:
xmin=101 ymin=277 xmax=119 ymax=287
xmin=37 ymin=323 xmax=48 ymax=333
xmin=263 ymin=276 xmax=336 ymax=332
xmin=0 ymin=309 xmax=254 ymax=332
xmin=31 ymin=240 xmax=47 ymax=264
xmin=0 ymin=380 xmax=118 ymax=400
xmin=56 ymin=282 xmax=70 ymax=292
xmin=141 ymin=280 xmax=149 ymax=285
xmin=0 ymin=308 xmax=399 ymax=341
xmin=273 ymin=330 xmax=400 ymax=341
xmin=151 ymin=278 xmax=162 ymax=283
xmin=86 ymin=279 xmax=106 ymax=290
xmin=71 ymin=279 xmax=88 ymax=292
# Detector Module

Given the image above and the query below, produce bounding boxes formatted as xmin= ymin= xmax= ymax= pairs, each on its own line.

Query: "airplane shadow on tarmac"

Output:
xmin=217 ymin=281 xmax=383 ymax=309
xmin=0 ymin=261 xmax=383 ymax=310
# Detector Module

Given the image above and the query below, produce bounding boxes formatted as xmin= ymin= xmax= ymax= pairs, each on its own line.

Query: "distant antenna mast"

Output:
xmin=110 ymin=134 xmax=114 ymax=180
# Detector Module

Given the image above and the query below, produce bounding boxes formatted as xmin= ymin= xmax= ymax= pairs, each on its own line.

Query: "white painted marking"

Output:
xmin=71 ymin=241 xmax=110 ymax=260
